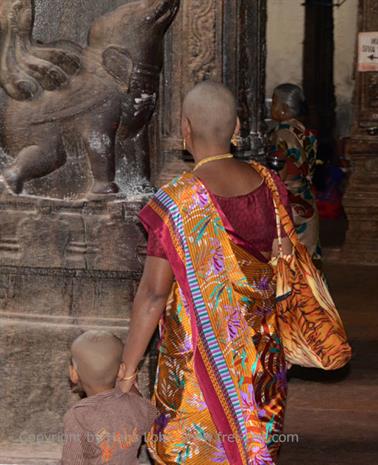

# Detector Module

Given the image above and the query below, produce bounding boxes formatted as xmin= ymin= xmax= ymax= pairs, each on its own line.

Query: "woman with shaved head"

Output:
xmin=120 ymin=81 xmax=294 ymax=465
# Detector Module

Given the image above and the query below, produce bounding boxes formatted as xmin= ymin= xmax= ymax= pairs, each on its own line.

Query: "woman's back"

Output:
xmin=196 ymin=158 xmax=264 ymax=197
xmin=148 ymin=160 xmax=290 ymax=259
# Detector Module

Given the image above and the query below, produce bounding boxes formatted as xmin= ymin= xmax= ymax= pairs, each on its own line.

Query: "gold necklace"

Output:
xmin=193 ymin=153 xmax=234 ymax=172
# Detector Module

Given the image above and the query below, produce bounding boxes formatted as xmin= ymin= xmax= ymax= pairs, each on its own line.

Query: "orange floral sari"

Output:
xmin=140 ymin=165 xmax=288 ymax=465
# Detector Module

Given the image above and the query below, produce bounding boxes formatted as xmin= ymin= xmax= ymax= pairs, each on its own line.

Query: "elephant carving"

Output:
xmin=0 ymin=0 xmax=179 ymax=198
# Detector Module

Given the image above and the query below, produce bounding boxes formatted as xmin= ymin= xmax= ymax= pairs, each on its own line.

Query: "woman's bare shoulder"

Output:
xmin=201 ymin=159 xmax=263 ymax=197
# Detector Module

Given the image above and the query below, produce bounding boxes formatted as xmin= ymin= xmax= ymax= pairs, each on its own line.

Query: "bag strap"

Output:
xmin=250 ymin=161 xmax=299 ymax=250
xmin=273 ymin=198 xmax=284 ymax=258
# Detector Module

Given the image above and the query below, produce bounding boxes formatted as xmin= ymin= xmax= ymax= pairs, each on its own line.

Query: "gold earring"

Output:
xmin=183 ymin=139 xmax=187 ymax=151
xmin=231 ymin=134 xmax=239 ymax=147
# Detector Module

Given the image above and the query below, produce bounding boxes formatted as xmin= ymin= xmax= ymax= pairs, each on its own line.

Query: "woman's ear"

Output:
xmin=117 ymin=362 xmax=127 ymax=380
xmin=181 ymin=116 xmax=192 ymax=143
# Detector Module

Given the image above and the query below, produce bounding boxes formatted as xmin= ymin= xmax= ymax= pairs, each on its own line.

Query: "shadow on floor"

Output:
xmin=288 ymin=363 xmax=351 ymax=383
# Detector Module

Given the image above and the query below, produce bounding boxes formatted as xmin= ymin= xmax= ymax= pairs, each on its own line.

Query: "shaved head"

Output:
xmin=71 ymin=330 xmax=123 ymax=390
xmin=183 ymin=81 xmax=237 ymax=146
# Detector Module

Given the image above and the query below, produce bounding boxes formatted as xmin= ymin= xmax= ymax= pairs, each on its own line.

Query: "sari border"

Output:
xmin=145 ymin=187 xmax=249 ymax=465
xmin=194 ymin=350 xmax=244 ymax=465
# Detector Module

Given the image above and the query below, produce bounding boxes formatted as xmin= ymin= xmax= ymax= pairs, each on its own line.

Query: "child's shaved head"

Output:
xmin=71 ymin=330 xmax=124 ymax=390
xmin=183 ymin=81 xmax=237 ymax=146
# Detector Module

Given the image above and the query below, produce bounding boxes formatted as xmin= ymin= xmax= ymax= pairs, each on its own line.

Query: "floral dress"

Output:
xmin=270 ymin=119 xmax=321 ymax=260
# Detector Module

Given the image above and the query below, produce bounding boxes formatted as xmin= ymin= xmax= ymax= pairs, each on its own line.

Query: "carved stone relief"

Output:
xmin=0 ymin=0 xmax=179 ymax=199
xmin=186 ymin=0 xmax=220 ymax=83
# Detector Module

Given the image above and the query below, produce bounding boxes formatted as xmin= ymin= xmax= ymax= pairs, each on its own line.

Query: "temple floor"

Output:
xmin=280 ymin=261 xmax=378 ymax=465
xmin=0 ymin=258 xmax=377 ymax=464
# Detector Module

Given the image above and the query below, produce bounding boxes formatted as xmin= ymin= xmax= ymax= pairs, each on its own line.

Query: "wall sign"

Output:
xmin=358 ymin=32 xmax=378 ymax=72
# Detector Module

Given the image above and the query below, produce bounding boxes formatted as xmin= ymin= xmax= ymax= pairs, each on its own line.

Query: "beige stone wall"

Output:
xmin=334 ymin=0 xmax=359 ymax=136
xmin=266 ymin=0 xmax=358 ymax=136
xmin=266 ymin=0 xmax=304 ymax=97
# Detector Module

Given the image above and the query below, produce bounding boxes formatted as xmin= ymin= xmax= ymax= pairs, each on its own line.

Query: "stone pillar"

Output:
xmin=342 ymin=0 xmax=378 ymax=264
xmin=151 ymin=0 xmax=268 ymax=184
xmin=238 ymin=0 xmax=268 ymax=159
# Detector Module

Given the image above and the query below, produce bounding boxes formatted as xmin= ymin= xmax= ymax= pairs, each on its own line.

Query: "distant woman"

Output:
xmin=269 ymin=83 xmax=321 ymax=260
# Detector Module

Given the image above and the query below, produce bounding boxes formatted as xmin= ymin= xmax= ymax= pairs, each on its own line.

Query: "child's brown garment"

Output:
xmin=61 ymin=386 xmax=157 ymax=465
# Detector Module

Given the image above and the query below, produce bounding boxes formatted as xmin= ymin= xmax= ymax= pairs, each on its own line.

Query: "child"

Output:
xmin=61 ymin=330 xmax=157 ymax=465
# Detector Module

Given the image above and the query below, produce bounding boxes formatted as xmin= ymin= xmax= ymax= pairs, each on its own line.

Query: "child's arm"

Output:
xmin=61 ymin=410 xmax=86 ymax=465
xmin=120 ymin=256 xmax=174 ymax=392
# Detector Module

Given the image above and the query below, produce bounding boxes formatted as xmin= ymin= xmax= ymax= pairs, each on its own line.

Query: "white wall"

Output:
xmin=334 ymin=0 xmax=359 ymax=136
xmin=266 ymin=0 xmax=359 ymax=136
xmin=266 ymin=0 xmax=304 ymax=97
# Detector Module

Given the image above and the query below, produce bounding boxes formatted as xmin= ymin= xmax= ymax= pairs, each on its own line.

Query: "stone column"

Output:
xmin=151 ymin=0 xmax=268 ymax=185
xmin=342 ymin=0 xmax=378 ymax=264
xmin=238 ymin=0 xmax=268 ymax=159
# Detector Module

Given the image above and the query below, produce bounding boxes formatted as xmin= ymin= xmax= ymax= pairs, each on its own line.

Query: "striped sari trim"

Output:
xmin=152 ymin=188 xmax=249 ymax=459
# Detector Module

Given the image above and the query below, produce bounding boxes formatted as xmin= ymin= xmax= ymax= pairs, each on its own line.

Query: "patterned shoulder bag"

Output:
xmin=262 ymin=165 xmax=352 ymax=370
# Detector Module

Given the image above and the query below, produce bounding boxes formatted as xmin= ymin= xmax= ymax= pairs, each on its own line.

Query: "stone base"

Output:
xmin=0 ymin=442 xmax=151 ymax=465
xmin=0 ymin=443 xmax=61 ymax=465
xmin=0 ymin=187 xmax=156 ymax=445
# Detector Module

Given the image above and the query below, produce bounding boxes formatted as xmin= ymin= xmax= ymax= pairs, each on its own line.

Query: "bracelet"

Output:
xmin=122 ymin=371 xmax=138 ymax=381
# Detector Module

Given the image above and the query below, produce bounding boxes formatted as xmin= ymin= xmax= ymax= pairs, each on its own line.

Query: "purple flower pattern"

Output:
xmin=225 ymin=305 xmax=243 ymax=341
xmin=209 ymin=238 xmax=225 ymax=275
xmin=211 ymin=439 xmax=228 ymax=463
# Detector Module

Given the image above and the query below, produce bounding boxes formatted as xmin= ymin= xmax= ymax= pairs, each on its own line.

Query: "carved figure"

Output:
xmin=0 ymin=0 xmax=179 ymax=197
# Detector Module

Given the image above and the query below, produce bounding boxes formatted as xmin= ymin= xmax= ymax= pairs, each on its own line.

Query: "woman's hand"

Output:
xmin=118 ymin=374 xmax=138 ymax=393
xmin=117 ymin=363 xmax=138 ymax=393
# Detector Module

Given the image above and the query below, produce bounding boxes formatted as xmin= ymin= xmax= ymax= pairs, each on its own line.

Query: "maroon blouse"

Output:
xmin=147 ymin=171 xmax=290 ymax=259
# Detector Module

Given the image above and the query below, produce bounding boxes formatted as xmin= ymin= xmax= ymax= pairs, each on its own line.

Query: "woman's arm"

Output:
xmin=119 ymin=256 xmax=174 ymax=392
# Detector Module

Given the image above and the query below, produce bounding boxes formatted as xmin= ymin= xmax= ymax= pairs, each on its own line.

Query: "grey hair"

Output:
xmin=273 ymin=83 xmax=308 ymax=117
